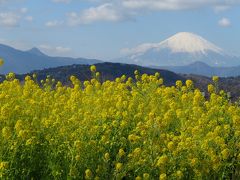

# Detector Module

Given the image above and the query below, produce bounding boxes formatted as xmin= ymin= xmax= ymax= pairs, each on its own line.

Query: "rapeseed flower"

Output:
xmin=0 ymin=65 xmax=238 ymax=179
xmin=115 ymin=163 xmax=123 ymax=171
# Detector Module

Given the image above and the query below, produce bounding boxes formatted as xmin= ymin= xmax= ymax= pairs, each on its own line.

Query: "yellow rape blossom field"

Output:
xmin=0 ymin=64 xmax=240 ymax=179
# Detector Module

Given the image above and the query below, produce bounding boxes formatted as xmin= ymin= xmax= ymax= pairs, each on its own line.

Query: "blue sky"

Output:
xmin=0 ymin=0 xmax=239 ymax=60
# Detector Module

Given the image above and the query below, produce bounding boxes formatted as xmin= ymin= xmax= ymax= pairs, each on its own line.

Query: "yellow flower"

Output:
xmin=128 ymin=134 xmax=140 ymax=143
xmin=0 ymin=66 xmax=239 ymax=178
xmin=75 ymin=155 xmax=81 ymax=161
xmin=0 ymin=58 xmax=4 ymax=66
xmin=74 ymin=140 xmax=81 ymax=149
xmin=181 ymin=94 xmax=188 ymax=102
xmin=156 ymin=155 xmax=168 ymax=166
xmin=0 ymin=161 xmax=9 ymax=170
xmin=25 ymin=75 xmax=31 ymax=81
xmin=15 ymin=120 xmax=23 ymax=131
xmin=135 ymin=176 xmax=142 ymax=180
xmin=155 ymin=72 xmax=160 ymax=78
xmin=133 ymin=148 xmax=141 ymax=157
xmin=70 ymin=75 xmax=76 ymax=82
xmin=237 ymin=153 xmax=240 ymax=161
xmin=104 ymin=153 xmax=110 ymax=161
xmin=6 ymin=72 xmax=15 ymax=81
xmin=90 ymin=65 xmax=96 ymax=72
xmin=94 ymin=176 xmax=100 ymax=180
xmin=185 ymin=80 xmax=193 ymax=88
xmin=208 ymin=84 xmax=215 ymax=93
xmin=176 ymin=80 xmax=182 ymax=88
xmin=221 ymin=149 xmax=229 ymax=160
xmin=2 ymin=127 xmax=11 ymax=139
xmin=176 ymin=170 xmax=183 ymax=178
xmin=17 ymin=130 xmax=28 ymax=139
xmin=85 ymin=169 xmax=92 ymax=179
xmin=115 ymin=163 xmax=123 ymax=171
xmin=190 ymin=158 xmax=198 ymax=167
xmin=212 ymin=76 xmax=219 ymax=82
xmin=118 ymin=148 xmax=125 ymax=157
xmin=143 ymin=173 xmax=150 ymax=179
xmin=167 ymin=141 xmax=174 ymax=151
xmin=32 ymin=73 xmax=37 ymax=79
xmin=96 ymin=72 xmax=100 ymax=78
xmin=159 ymin=173 xmax=167 ymax=180
xmin=26 ymin=138 xmax=33 ymax=146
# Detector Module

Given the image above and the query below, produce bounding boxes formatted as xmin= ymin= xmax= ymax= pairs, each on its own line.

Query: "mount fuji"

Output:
xmin=117 ymin=32 xmax=240 ymax=67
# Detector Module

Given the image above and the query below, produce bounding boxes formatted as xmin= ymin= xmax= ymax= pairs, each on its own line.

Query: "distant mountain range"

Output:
xmin=0 ymin=44 xmax=102 ymax=74
xmin=1 ymin=32 xmax=240 ymax=77
xmin=116 ymin=32 xmax=240 ymax=69
xmin=154 ymin=61 xmax=240 ymax=77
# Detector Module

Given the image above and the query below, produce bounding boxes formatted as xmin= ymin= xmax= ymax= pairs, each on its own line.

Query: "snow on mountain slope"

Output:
xmin=119 ymin=32 xmax=239 ymax=67
xmin=158 ymin=32 xmax=223 ymax=54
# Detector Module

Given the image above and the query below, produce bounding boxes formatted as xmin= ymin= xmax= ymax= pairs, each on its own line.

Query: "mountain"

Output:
xmin=117 ymin=32 xmax=240 ymax=67
xmin=155 ymin=61 xmax=240 ymax=77
xmin=0 ymin=44 xmax=102 ymax=74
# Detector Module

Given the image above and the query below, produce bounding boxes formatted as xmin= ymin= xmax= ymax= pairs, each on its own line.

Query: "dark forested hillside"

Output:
xmin=9 ymin=62 xmax=185 ymax=86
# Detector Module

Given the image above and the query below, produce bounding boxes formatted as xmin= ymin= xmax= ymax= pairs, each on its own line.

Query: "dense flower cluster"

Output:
xmin=0 ymin=65 xmax=239 ymax=179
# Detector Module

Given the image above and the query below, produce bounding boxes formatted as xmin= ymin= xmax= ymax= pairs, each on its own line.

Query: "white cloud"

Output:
xmin=52 ymin=0 xmax=71 ymax=3
xmin=122 ymin=0 xmax=193 ymax=10
xmin=0 ymin=6 xmax=33 ymax=27
xmin=65 ymin=0 xmax=240 ymax=26
xmin=0 ymin=38 xmax=30 ymax=50
xmin=20 ymin=7 xmax=28 ymax=14
xmin=39 ymin=45 xmax=72 ymax=54
xmin=218 ymin=18 xmax=231 ymax=27
xmin=0 ymin=39 xmax=72 ymax=56
xmin=121 ymin=0 xmax=240 ymax=10
xmin=214 ymin=5 xmax=231 ymax=13
xmin=67 ymin=3 xmax=126 ymax=25
xmin=25 ymin=16 xmax=33 ymax=22
xmin=45 ymin=20 xmax=63 ymax=27
xmin=121 ymin=43 xmax=158 ymax=55
xmin=0 ymin=12 xmax=20 ymax=27
xmin=55 ymin=46 xmax=72 ymax=53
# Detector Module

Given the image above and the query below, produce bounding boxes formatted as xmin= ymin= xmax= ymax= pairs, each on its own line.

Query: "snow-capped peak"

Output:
xmin=122 ymin=32 xmax=224 ymax=55
xmin=159 ymin=32 xmax=223 ymax=54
